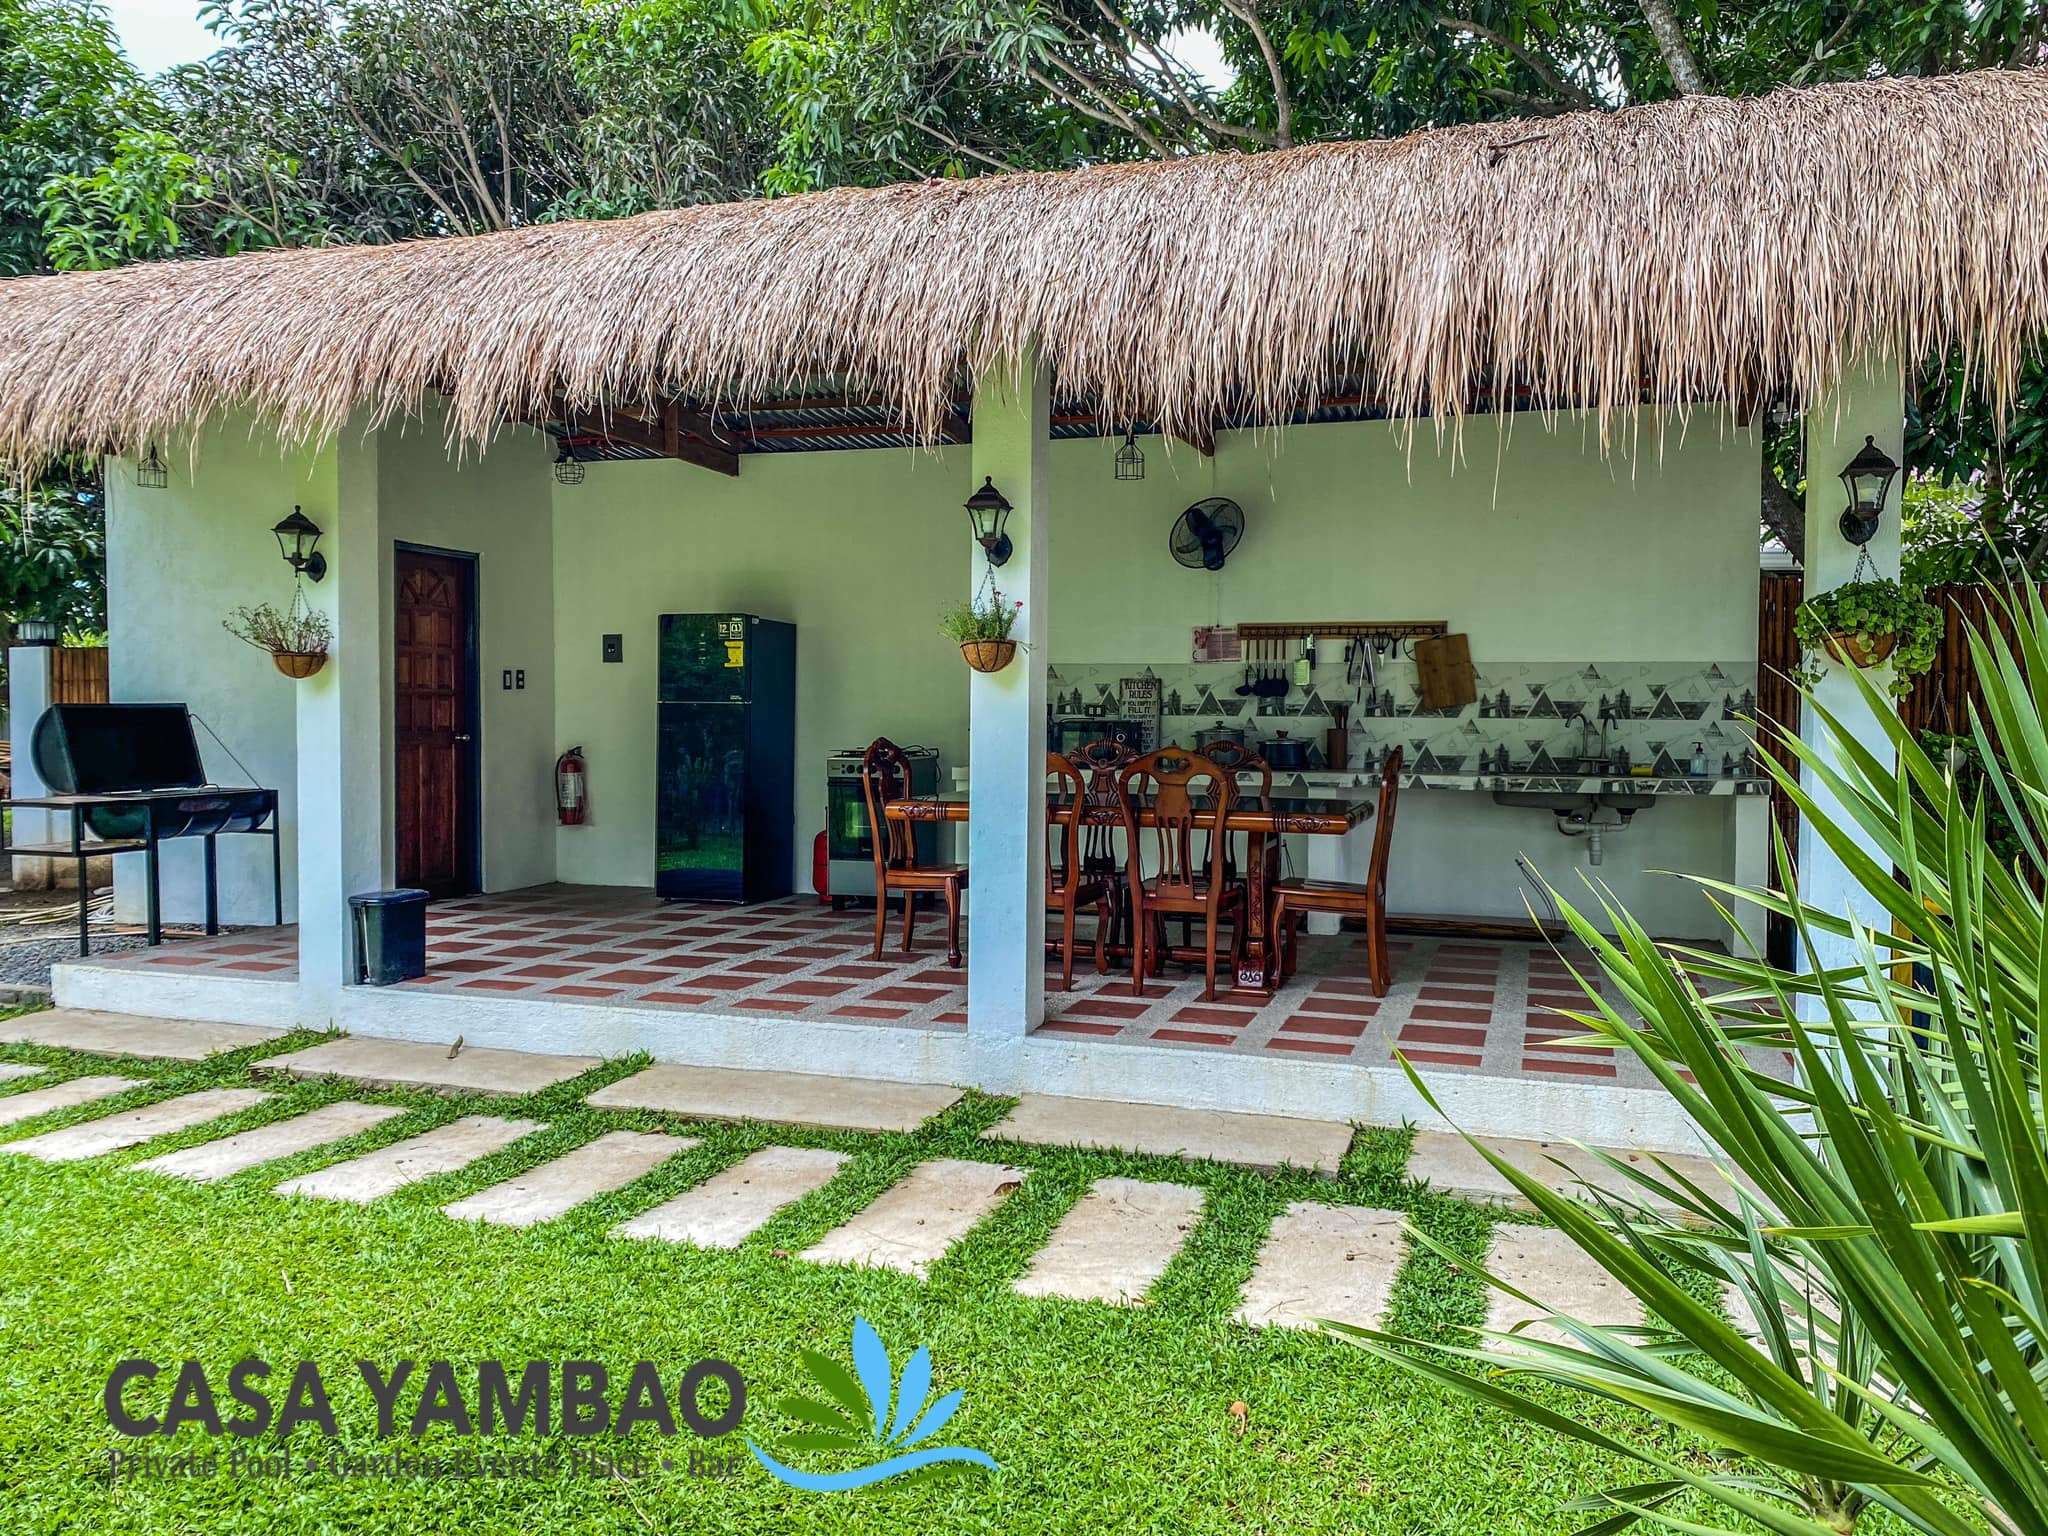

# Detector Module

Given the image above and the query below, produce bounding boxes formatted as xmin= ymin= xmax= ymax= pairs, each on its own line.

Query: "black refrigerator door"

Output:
xmin=659 ymin=614 xmax=752 ymax=702
xmin=656 ymin=702 xmax=748 ymax=900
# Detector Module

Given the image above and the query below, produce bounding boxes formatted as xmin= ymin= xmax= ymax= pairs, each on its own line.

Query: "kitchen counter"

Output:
xmin=1286 ymin=768 xmax=1773 ymax=798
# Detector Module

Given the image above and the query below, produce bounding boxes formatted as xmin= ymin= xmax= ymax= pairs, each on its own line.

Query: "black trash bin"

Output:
xmin=350 ymin=888 xmax=431 ymax=985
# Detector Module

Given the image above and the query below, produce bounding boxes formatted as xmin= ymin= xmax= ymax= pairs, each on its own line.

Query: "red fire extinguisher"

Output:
xmin=555 ymin=747 xmax=588 ymax=826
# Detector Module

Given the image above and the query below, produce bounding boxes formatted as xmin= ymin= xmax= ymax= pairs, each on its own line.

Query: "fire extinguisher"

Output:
xmin=555 ymin=747 xmax=588 ymax=826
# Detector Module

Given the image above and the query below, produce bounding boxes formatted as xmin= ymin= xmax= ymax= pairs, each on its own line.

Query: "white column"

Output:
xmin=966 ymin=354 xmax=1049 ymax=1042
xmin=1795 ymin=358 xmax=1905 ymax=992
xmin=295 ymin=429 xmax=392 ymax=1009
xmin=6 ymin=644 xmax=58 ymax=889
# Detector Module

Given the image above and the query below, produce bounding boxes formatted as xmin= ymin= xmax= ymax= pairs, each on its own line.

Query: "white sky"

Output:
xmin=106 ymin=1 xmax=218 ymax=76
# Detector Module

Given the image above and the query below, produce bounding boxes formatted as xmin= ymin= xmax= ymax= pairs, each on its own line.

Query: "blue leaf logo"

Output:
xmin=747 ymin=1317 xmax=996 ymax=1491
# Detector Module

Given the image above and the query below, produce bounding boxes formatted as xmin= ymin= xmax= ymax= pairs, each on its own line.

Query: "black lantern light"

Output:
xmin=554 ymin=440 xmax=585 ymax=486
xmin=136 ymin=444 xmax=168 ymax=490
xmin=1837 ymin=434 xmax=1899 ymax=546
xmin=1114 ymin=429 xmax=1145 ymax=481
xmin=13 ymin=617 xmax=59 ymax=645
xmin=272 ymin=506 xmax=327 ymax=583
xmin=964 ymin=476 xmax=1013 ymax=566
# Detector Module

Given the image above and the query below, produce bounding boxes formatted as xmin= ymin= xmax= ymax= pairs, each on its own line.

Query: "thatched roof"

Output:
xmin=2 ymin=67 xmax=2046 ymax=472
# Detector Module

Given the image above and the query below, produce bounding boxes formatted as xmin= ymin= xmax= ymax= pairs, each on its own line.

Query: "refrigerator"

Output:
xmin=656 ymin=614 xmax=797 ymax=902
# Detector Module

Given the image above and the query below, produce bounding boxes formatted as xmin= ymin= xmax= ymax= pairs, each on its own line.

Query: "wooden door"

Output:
xmin=394 ymin=548 xmax=477 ymax=898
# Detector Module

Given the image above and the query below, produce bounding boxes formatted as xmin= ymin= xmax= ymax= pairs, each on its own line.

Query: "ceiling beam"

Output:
xmin=1171 ymin=425 xmax=1216 ymax=457
xmin=554 ymin=398 xmax=739 ymax=477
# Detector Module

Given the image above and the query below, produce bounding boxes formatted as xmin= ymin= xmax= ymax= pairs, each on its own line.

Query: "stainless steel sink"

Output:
xmin=1492 ymin=790 xmax=1595 ymax=814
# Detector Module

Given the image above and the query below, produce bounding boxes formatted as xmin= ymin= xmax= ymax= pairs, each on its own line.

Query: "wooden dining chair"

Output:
xmin=1117 ymin=747 xmax=1245 ymax=1002
xmin=1269 ymin=746 xmax=1403 ymax=995
xmin=1045 ymin=753 xmax=1115 ymax=989
xmin=1188 ymin=739 xmax=1271 ymax=941
xmin=1073 ymin=737 xmax=1136 ymax=953
xmin=860 ymin=737 xmax=967 ymax=968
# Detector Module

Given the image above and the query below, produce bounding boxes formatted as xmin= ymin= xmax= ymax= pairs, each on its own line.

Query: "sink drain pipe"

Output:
xmin=1554 ymin=806 xmax=1606 ymax=865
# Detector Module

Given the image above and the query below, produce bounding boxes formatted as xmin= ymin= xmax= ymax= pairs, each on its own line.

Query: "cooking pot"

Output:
xmin=1196 ymin=723 xmax=1249 ymax=751
xmin=1262 ymin=733 xmax=1315 ymax=771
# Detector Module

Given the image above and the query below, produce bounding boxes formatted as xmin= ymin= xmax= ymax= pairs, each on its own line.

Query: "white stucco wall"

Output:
xmin=106 ymin=423 xmax=332 ymax=924
xmin=378 ymin=410 xmax=558 ymax=892
xmin=104 ymin=409 xmax=556 ymax=925
xmin=105 ymin=403 xmax=1759 ymax=938
xmin=550 ymin=409 xmax=1760 ymax=935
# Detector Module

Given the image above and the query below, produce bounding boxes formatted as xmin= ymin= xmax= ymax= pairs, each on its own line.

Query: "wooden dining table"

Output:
xmin=884 ymin=789 xmax=1375 ymax=989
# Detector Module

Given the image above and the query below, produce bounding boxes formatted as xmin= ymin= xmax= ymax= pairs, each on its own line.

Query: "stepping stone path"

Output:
xmin=1483 ymin=1224 xmax=1643 ymax=1352
xmin=802 ymin=1158 xmax=1026 ymax=1278
xmin=0 ymin=1009 xmax=284 ymax=1060
xmin=984 ymin=1093 xmax=1352 ymax=1175
xmin=2 ymin=1088 xmax=269 ymax=1163
xmin=616 ymin=1145 xmax=848 ymax=1249
xmin=135 ymin=1102 xmax=407 ymax=1182
xmin=261 ymin=1037 xmax=598 ymax=1097
xmin=1014 ymin=1177 xmax=1204 ymax=1304
xmin=1236 ymin=1203 xmax=1409 ymax=1332
xmin=0 ymin=1074 xmax=139 ymax=1127
xmin=443 ymin=1130 xmax=694 ymax=1228
xmin=1408 ymin=1131 xmax=1728 ymax=1217
xmin=589 ymin=1064 xmax=961 ymax=1134
xmin=276 ymin=1115 xmax=542 ymax=1203
xmin=0 ymin=1064 xmax=46 ymax=1084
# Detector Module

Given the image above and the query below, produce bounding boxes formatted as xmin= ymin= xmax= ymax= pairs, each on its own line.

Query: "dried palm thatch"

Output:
xmin=0 ymin=68 xmax=2045 ymax=474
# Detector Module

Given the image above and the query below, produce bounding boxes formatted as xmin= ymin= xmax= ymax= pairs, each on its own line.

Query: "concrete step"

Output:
xmin=1408 ymin=1130 xmax=1726 ymax=1216
xmin=801 ymin=1158 xmax=1025 ymax=1278
xmin=0 ymin=1009 xmax=285 ymax=1061
xmin=1483 ymin=1224 xmax=1644 ymax=1352
xmin=2 ymin=1088 xmax=269 ymax=1163
xmin=275 ymin=1115 xmax=543 ymax=1203
xmin=983 ymin=1093 xmax=1353 ymax=1175
xmin=614 ymin=1145 xmax=849 ymax=1249
xmin=260 ymin=1037 xmax=599 ymax=1098
xmin=1014 ymin=1177 xmax=1205 ymax=1305
xmin=442 ymin=1130 xmax=694 ymax=1228
xmin=588 ymin=1064 xmax=962 ymax=1134
xmin=134 ymin=1102 xmax=407 ymax=1182
xmin=1236 ymin=1202 xmax=1408 ymax=1332
xmin=0 ymin=1074 xmax=140 ymax=1127
xmin=0 ymin=1064 xmax=46 ymax=1084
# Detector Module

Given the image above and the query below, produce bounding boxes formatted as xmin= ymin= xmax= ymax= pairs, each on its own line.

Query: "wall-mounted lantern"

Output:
xmin=554 ymin=440 xmax=585 ymax=485
xmin=1837 ymin=434 xmax=1899 ymax=546
xmin=272 ymin=506 xmax=327 ymax=583
xmin=964 ymin=476 xmax=1014 ymax=567
xmin=13 ymin=617 xmax=59 ymax=645
xmin=1114 ymin=429 xmax=1145 ymax=481
xmin=136 ymin=444 xmax=168 ymax=490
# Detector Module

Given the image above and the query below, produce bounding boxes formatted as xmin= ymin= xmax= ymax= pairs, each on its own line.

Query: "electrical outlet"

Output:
xmin=515 ymin=669 xmax=526 ymax=690
xmin=601 ymin=633 xmax=623 ymax=663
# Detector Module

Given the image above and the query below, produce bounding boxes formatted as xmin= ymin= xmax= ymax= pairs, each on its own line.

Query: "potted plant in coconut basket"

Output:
xmin=1794 ymin=575 xmax=1940 ymax=697
xmin=225 ymin=597 xmax=332 ymax=678
xmin=941 ymin=588 xmax=1024 ymax=673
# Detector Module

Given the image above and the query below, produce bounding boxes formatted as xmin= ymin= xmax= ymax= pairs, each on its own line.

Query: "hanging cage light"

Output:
xmin=1115 ymin=429 xmax=1145 ymax=481
xmin=554 ymin=440 xmax=586 ymax=486
xmin=136 ymin=444 xmax=168 ymax=490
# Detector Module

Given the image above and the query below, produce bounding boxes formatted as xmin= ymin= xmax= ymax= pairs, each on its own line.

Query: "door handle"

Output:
xmin=454 ymin=733 xmax=473 ymax=743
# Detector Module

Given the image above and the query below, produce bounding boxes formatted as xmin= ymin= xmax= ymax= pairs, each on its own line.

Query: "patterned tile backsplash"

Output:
xmin=1048 ymin=656 xmax=1763 ymax=778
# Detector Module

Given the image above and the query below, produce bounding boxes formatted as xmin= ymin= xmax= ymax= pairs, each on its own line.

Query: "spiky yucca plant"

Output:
xmin=1339 ymin=586 xmax=2048 ymax=1536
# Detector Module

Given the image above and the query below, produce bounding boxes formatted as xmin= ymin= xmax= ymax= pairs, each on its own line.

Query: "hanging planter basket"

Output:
xmin=960 ymin=639 xmax=1017 ymax=674
xmin=272 ymin=650 xmax=328 ymax=679
xmin=1822 ymin=631 xmax=1897 ymax=670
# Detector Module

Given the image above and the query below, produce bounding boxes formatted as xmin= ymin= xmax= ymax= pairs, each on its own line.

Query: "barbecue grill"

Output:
xmin=2 ymin=703 xmax=282 ymax=955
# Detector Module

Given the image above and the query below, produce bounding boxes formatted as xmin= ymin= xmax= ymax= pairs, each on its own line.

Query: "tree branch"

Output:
xmin=1636 ymin=0 xmax=1712 ymax=93
xmin=1761 ymin=458 xmax=1806 ymax=563
xmin=1217 ymin=0 xmax=1293 ymax=149
xmin=1436 ymin=16 xmax=1591 ymax=107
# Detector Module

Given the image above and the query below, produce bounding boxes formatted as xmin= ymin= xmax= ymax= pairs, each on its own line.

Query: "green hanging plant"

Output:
xmin=1793 ymin=576 xmax=1940 ymax=697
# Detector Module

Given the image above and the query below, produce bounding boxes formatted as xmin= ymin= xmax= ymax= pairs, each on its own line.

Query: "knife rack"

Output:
xmin=1233 ymin=620 xmax=1448 ymax=644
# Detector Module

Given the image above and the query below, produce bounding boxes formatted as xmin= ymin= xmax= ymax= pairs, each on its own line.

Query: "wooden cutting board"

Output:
xmin=1414 ymin=632 xmax=1477 ymax=710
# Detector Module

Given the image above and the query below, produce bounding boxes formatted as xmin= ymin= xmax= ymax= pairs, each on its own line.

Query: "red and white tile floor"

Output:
xmin=79 ymin=883 xmax=1730 ymax=1092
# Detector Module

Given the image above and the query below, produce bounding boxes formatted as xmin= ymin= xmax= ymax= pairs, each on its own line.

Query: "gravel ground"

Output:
xmin=0 ymin=885 xmax=222 ymax=993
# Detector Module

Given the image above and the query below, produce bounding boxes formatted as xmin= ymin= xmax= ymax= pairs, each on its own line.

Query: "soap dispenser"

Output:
xmin=1690 ymin=741 xmax=1710 ymax=777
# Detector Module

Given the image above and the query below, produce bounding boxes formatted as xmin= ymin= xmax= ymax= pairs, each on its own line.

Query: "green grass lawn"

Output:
xmin=0 ymin=1030 xmax=1701 ymax=1535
